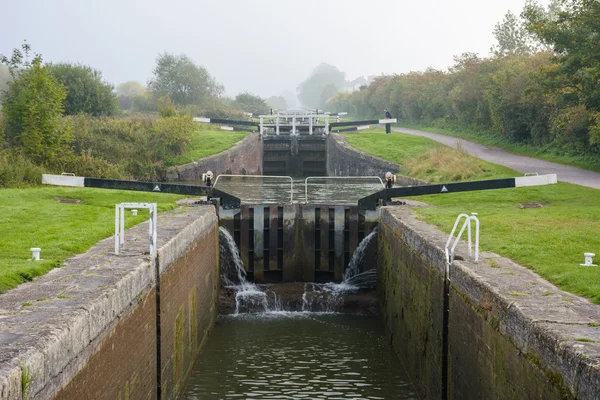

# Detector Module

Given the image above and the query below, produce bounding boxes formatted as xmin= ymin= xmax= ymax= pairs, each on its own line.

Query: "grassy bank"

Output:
xmin=0 ymin=187 xmax=184 ymax=293
xmin=164 ymin=128 xmax=249 ymax=167
xmin=343 ymin=129 xmax=600 ymax=304
xmin=343 ymin=129 xmax=515 ymax=182
xmin=397 ymin=122 xmax=600 ymax=173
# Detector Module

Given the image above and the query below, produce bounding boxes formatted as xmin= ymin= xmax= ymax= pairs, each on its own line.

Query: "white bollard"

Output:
xmin=131 ymin=209 xmax=138 ymax=216
xmin=30 ymin=248 xmax=41 ymax=261
xmin=581 ymin=253 xmax=597 ymax=267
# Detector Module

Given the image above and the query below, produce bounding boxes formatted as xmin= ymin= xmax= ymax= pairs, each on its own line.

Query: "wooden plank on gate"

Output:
xmin=320 ymin=207 xmax=329 ymax=271
xmin=240 ymin=206 xmax=250 ymax=273
xmin=269 ymin=204 xmax=278 ymax=273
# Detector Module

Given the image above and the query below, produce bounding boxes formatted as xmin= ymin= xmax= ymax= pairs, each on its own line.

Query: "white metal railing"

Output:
xmin=444 ymin=213 xmax=479 ymax=275
xmin=115 ymin=203 xmax=157 ymax=257
xmin=259 ymin=115 xmax=330 ymax=136
xmin=213 ymin=174 xmax=294 ymax=204
xmin=304 ymin=176 xmax=385 ymax=203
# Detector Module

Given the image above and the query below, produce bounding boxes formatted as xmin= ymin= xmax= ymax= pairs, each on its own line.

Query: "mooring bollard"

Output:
xmin=30 ymin=248 xmax=41 ymax=261
xmin=580 ymin=252 xmax=597 ymax=266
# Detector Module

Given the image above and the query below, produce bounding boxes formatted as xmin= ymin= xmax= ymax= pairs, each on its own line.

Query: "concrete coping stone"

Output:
xmin=0 ymin=205 xmax=217 ymax=399
xmin=380 ymin=206 xmax=600 ymax=399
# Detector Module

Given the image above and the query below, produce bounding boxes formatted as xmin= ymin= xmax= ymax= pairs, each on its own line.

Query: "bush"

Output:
xmin=150 ymin=114 xmax=195 ymax=160
xmin=48 ymin=63 xmax=119 ymax=117
xmin=0 ymin=150 xmax=45 ymax=187
xmin=1 ymin=58 xmax=69 ymax=164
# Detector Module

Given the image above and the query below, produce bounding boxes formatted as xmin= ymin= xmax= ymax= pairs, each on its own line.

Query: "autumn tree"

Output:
xmin=148 ymin=53 xmax=223 ymax=107
xmin=0 ymin=42 xmax=70 ymax=163
xmin=49 ymin=63 xmax=118 ymax=116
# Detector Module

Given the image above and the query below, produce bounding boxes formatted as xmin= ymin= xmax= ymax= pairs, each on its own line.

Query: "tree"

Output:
xmin=116 ymin=81 xmax=146 ymax=110
xmin=491 ymin=10 xmax=537 ymax=56
xmin=0 ymin=64 xmax=10 ymax=95
xmin=48 ymin=63 xmax=118 ymax=116
xmin=148 ymin=53 xmax=223 ymax=107
xmin=266 ymin=95 xmax=288 ymax=110
xmin=0 ymin=43 xmax=69 ymax=163
xmin=297 ymin=63 xmax=346 ymax=108
xmin=131 ymin=90 xmax=158 ymax=113
xmin=524 ymin=0 xmax=600 ymax=110
xmin=116 ymin=81 xmax=145 ymax=97
xmin=233 ymin=92 xmax=269 ymax=115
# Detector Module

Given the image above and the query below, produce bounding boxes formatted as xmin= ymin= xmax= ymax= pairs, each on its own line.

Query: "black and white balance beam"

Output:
xmin=42 ymin=174 xmax=242 ymax=209
xmin=330 ymin=118 xmax=397 ymax=128
xmin=332 ymin=125 xmax=371 ymax=133
xmin=193 ymin=117 xmax=259 ymax=127
xmin=358 ymin=174 xmax=558 ymax=210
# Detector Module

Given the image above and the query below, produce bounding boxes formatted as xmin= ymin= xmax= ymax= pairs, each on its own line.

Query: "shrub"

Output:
xmin=0 ymin=150 xmax=45 ymax=187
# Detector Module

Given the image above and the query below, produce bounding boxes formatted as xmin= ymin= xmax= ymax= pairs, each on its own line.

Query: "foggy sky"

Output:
xmin=0 ymin=0 xmax=548 ymax=98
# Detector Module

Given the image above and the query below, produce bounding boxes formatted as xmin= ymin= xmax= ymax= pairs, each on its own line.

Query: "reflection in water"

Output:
xmin=212 ymin=177 xmax=384 ymax=204
xmin=183 ymin=314 xmax=416 ymax=399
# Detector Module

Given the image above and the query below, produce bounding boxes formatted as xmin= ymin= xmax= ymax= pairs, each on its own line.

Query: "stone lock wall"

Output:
xmin=378 ymin=206 xmax=600 ymax=400
xmin=0 ymin=206 xmax=219 ymax=400
xmin=326 ymin=133 xmax=426 ymax=185
xmin=165 ymin=133 xmax=263 ymax=181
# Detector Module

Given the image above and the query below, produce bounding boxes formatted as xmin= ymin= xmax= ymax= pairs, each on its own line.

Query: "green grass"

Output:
xmin=164 ymin=128 xmax=249 ymax=167
xmin=343 ymin=129 xmax=516 ymax=182
xmin=396 ymin=122 xmax=600 ymax=172
xmin=343 ymin=128 xmax=440 ymax=161
xmin=0 ymin=187 xmax=185 ymax=293
xmin=344 ymin=129 xmax=600 ymax=304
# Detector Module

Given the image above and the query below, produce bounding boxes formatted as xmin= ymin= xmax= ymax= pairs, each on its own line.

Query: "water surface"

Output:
xmin=213 ymin=177 xmax=384 ymax=204
xmin=183 ymin=314 xmax=416 ymax=399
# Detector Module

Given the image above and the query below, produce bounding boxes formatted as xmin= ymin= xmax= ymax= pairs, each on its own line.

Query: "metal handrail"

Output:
xmin=213 ymin=174 xmax=294 ymax=204
xmin=304 ymin=176 xmax=385 ymax=203
xmin=444 ymin=213 xmax=479 ymax=276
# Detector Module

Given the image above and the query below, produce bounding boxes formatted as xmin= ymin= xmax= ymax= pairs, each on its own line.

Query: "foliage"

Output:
xmin=329 ymin=52 xmax=599 ymax=165
xmin=198 ymin=99 xmax=247 ymax=119
xmin=48 ymin=63 xmax=118 ymax=116
xmin=328 ymin=0 xmax=600 ymax=166
xmin=233 ymin=92 xmax=269 ymax=115
xmin=297 ymin=63 xmax=346 ymax=109
xmin=0 ymin=44 xmax=69 ymax=164
xmin=0 ymin=64 xmax=10 ymax=94
xmin=150 ymin=114 xmax=195 ymax=160
xmin=266 ymin=95 xmax=288 ymax=110
xmin=148 ymin=53 xmax=223 ymax=107
xmin=131 ymin=89 xmax=158 ymax=113
xmin=0 ymin=149 xmax=46 ymax=187
xmin=491 ymin=10 xmax=538 ymax=56
xmin=67 ymin=114 xmax=193 ymax=180
xmin=116 ymin=81 xmax=146 ymax=110
xmin=116 ymin=80 xmax=145 ymax=97
xmin=524 ymin=0 xmax=600 ymax=117
xmin=157 ymin=95 xmax=178 ymax=118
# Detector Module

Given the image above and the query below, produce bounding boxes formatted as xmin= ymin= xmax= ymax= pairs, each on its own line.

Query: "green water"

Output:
xmin=182 ymin=313 xmax=417 ymax=399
